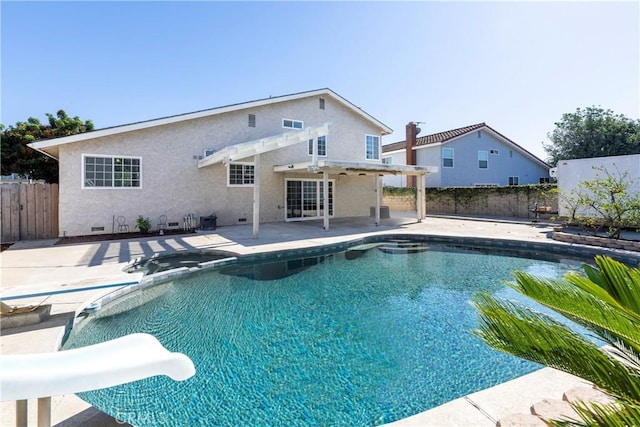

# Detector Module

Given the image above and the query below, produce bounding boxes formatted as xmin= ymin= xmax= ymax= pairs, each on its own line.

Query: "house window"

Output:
xmin=228 ymin=162 xmax=255 ymax=186
xmin=509 ymin=176 xmax=519 ymax=186
xmin=83 ymin=155 xmax=141 ymax=188
xmin=319 ymin=98 xmax=325 ymax=110
xmin=204 ymin=148 xmax=216 ymax=157
xmin=477 ymin=131 xmax=481 ymax=138
xmin=286 ymin=179 xmax=334 ymax=220
xmin=382 ymin=157 xmax=392 ymax=165
xmin=442 ymin=148 xmax=454 ymax=168
xmin=308 ymin=136 xmax=327 ymax=156
xmin=490 ymin=149 xmax=499 ymax=155
xmin=248 ymin=114 xmax=256 ymax=127
xmin=478 ymin=151 xmax=488 ymax=169
xmin=540 ymin=177 xmax=550 ymax=184
xmin=283 ymin=118 xmax=303 ymax=129
xmin=365 ymin=135 xmax=380 ymax=160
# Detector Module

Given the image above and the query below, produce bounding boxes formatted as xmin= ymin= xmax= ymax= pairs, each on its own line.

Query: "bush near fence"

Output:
xmin=383 ymin=185 xmax=557 ymax=218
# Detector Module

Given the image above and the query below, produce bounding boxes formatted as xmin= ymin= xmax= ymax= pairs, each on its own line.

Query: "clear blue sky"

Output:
xmin=2 ymin=1 xmax=638 ymax=161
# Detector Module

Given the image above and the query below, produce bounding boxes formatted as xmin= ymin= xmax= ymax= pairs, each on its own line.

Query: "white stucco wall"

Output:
xmin=556 ymin=154 xmax=640 ymax=217
xmin=57 ymin=95 xmax=385 ymax=236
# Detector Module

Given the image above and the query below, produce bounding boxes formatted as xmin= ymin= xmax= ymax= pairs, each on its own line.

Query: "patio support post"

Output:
xmin=323 ymin=170 xmax=329 ymax=230
xmin=375 ymin=174 xmax=382 ymax=226
xmin=37 ymin=397 xmax=51 ymax=427
xmin=417 ymin=173 xmax=426 ymax=222
xmin=16 ymin=400 xmax=27 ymax=427
xmin=253 ymin=154 xmax=261 ymax=238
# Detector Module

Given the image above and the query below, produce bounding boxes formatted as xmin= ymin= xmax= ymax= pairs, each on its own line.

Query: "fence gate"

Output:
xmin=1 ymin=183 xmax=59 ymax=243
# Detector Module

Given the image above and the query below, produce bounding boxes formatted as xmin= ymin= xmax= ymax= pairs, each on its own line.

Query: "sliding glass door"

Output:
xmin=286 ymin=179 xmax=334 ymax=220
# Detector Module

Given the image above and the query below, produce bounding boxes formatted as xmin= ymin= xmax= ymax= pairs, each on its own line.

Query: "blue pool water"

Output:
xmin=62 ymin=241 xmax=581 ymax=426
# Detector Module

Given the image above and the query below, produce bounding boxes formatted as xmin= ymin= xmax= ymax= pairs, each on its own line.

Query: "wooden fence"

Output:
xmin=1 ymin=183 xmax=59 ymax=243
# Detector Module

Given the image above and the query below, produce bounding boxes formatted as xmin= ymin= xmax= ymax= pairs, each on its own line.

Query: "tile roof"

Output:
xmin=415 ymin=122 xmax=486 ymax=146
xmin=382 ymin=122 xmax=486 ymax=153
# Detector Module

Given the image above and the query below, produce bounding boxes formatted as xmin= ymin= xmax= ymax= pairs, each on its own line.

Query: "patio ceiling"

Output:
xmin=273 ymin=159 xmax=438 ymax=176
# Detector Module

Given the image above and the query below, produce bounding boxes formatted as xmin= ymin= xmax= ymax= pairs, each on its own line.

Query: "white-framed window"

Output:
xmin=539 ymin=177 xmax=550 ymax=184
xmin=83 ymin=155 xmax=141 ymax=188
xmin=365 ymin=134 xmax=380 ymax=160
xmin=490 ymin=149 xmax=499 ymax=155
xmin=509 ymin=176 xmax=519 ymax=186
xmin=382 ymin=157 xmax=392 ymax=165
xmin=442 ymin=148 xmax=454 ymax=168
xmin=308 ymin=136 xmax=327 ymax=156
xmin=286 ymin=178 xmax=334 ymax=220
xmin=478 ymin=151 xmax=488 ymax=169
xmin=228 ymin=162 xmax=255 ymax=187
xmin=283 ymin=118 xmax=303 ymax=129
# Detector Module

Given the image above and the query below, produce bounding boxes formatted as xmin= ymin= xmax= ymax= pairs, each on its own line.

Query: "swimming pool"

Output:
xmin=62 ymin=239 xmax=583 ymax=426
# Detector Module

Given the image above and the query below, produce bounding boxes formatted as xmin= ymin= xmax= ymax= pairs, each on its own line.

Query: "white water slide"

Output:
xmin=1 ymin=333 xmax=196 ymax=427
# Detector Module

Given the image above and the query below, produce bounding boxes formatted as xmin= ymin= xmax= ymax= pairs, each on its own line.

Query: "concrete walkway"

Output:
xmin=0 ymin=214 xmax=632 ymax=426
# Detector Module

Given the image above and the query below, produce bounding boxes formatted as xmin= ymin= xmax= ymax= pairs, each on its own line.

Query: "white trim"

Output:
xmin=307 ymin=135 xmax=328 ymax=157
xmin=28 ymin=89 xmax=392 ymax=157
xmin=81 ymin=154 xmax=142 ymax=189
xmin=227 ymin=162 xmax=255 ymax=187
xmin=365 ymin=134 xmax=381 ymax=161
xmin=282 ymin=118 xmax=304 ymax=129
xmin=442 ymin=147 xmax=454 ymax=168
xmin=284 ymin=178 xmax=335 ymax=222
xmin=478 ymin=150 xmax=489 ymax=169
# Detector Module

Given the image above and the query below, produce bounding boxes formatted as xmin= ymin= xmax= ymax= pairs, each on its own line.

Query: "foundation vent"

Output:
xmin=91 ymin=226 xmax=105 ymax=232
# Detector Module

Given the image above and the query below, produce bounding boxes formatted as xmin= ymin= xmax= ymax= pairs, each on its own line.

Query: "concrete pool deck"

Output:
xmin=1 ymin=214 xmax=636 ymax=426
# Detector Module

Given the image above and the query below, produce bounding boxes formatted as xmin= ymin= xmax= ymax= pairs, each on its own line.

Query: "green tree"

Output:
xmin=473 ymin=255 xmax=640 ymax=425
xmin=544 ymin=107 xmax=640 ymax=166
xmin=1 ymin=110 xmax=94 ymax=183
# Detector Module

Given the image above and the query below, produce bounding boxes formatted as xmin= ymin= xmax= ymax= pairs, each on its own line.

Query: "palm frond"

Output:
xmin=587 ymin=256 xmax=640 ymax=315
xmin=472 ymin=293 xmax=640 ymax=403
xmin=508 ymin=272 xmax=640 ymax=353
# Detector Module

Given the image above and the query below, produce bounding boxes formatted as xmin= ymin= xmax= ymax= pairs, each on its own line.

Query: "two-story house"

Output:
xmin=382 ymin=122 xmax=550 ymax=188
xmin=29 ymin=89 xmax=436 ymax=237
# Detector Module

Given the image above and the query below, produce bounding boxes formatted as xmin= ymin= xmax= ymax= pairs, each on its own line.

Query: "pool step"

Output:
xmin=377 ymin=240 xmax=429 ymax=255
xmin=344 ymin=243 xmax=383 ymax=260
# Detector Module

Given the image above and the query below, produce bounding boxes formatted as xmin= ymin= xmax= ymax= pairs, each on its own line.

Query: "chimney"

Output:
xmin=405 ymin=122 xmax=418 ymax=187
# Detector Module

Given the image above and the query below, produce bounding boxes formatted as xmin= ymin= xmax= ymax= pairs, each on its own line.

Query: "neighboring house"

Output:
xmin=29 ymin=89 xmax=436 ymax=237
xmin=553 ymin=154 xmax=640 ymax=217
xmin=382 ymin=122 xmax=550 ymax=188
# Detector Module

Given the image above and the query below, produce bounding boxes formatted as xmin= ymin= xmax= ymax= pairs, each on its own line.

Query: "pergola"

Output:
xmin=198 ymin=124 xmax=437 ymax=238
xmin=274 ymin=160 xmax=436 ymax=232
